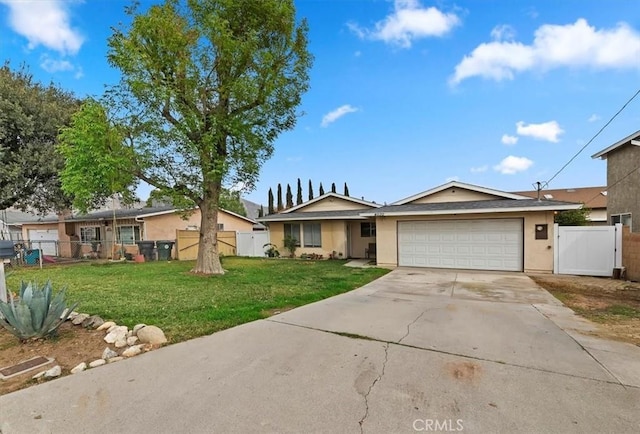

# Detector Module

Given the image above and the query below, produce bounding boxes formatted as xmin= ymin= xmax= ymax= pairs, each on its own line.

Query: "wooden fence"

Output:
xmin=175 ymin=230 xmax=237 ymax=260
xmin=622 ymin=226 xmax=640 ymax=281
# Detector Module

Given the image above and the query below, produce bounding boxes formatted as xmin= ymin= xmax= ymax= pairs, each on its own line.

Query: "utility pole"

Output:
xmin=534 ymin=181 xmax=544 ymax=200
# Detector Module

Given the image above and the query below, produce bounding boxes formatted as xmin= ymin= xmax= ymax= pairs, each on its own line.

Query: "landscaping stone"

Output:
xmin=126 ymin=330 xmax=133 ymax=338
xmin=104 ymin=326 xmax=128 ymax=344
xmin=43 ymin=365 xmax=61 ymax=378
xmin=107 ymin=357 xmax=124 ymax=364
xmin=102 ymin=348 xmax=118 ymax=360
xmin=82 ymin=315 xmax=104 ymax=329
xmin=97 ymin=321 xmax=116 ymax=331
xmin=114 ymin=337 xmax=128 ymax=348
xmin=89 ymin=359 xmax=106 ymax=368
xmin=132 ymin=324 xmax=146 ymax=336
xmin=70 ymin=362 xmax=87 ymax=374
xmin=106 ymin=324 xmax=119 ymax=333
xmin=71 ymin=313 xmax=89 ymax=325
xmin=59 ymin=308 xmax=70 ymax=320
xmin=136 ymin=326 xmax=167 ymax=345
xmin=127 ymin=336 xmax=139 ymax=346
xmin=68 ymin=311 xmax=79 ymax=321
xmin=122 ymin=345 xmax=144 ymax=358
xmin=32 ymin=370 xmax=46 ymax=379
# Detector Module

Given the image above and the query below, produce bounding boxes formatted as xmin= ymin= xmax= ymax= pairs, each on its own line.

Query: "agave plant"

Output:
xmin=0 ymin=281 xmax=78 ymax=341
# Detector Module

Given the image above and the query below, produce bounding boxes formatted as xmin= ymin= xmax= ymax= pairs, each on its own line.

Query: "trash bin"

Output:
xmin=156 ymin=241 xmax=175 ymax=261
xmin=136 ymin=241 xmax=155 ymax=262
xmin=24 ymin=249 xmax=41 ymax=265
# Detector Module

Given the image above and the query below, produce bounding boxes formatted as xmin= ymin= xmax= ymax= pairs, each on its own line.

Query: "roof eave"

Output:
xmin=361 ymin=204 xmax=581 ymax=217
xmin=591 ymin=130 xmax=640 ymax=159
xmin=392 ymin=181 xmax=532 ymax=205
xmin=258 ymin=215 xmax=368 ymax=222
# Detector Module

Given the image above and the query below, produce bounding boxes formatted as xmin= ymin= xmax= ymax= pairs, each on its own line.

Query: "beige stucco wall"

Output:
xmin=143 ymin=210 xmax=254 ymax=240
xmin=375 ymin=211 xmax=556 ymax=273
xmin=298 ymin=197 xmax=372 ymax=212
xmin=21 ymin=223 xmax=59 ymax=240
xmin=588 ymin=208 xmax=607 ymax=224
xmin=607 ymin=144 xmax=640 ymax=232
xmin=410 ymin=188 xmax=505 ymax=204
xmin=266 ymin=221 xmax=347 ymax=257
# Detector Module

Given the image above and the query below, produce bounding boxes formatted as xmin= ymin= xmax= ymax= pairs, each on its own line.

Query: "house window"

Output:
xmin=116 ymin=225 xmax=141 ymax=245
xmin=611 ymin=213 xmax=632 ymax=228
xmin=284 ymin=223 xmax=301 ymax=246
xmin=360 ymin=222 xmax=376 ymax=238
xmin=217 ymin=223 xmax=224 ymax=231
xmin=80 ymin=227 xmax=101 ymax=244
xmin=303 ymin=223 xmax=321 ymax=247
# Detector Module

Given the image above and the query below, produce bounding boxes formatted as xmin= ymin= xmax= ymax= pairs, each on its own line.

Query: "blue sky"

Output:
xmin=1 ymin=0 xmax=639 ymax=206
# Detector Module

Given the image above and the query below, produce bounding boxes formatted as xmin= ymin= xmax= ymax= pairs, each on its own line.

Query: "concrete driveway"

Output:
xmin=1 ymin=268 xmax=639 ymax=433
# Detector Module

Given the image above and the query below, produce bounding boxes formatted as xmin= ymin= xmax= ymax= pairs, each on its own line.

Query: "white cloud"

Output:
xmin=494 ymin=156 xmax=533 ymax=174
xmin=445 ymin=176 xmax=459 ymax=182
xmin=0 ymin=0 xmax=84 ymax=56
xmin=501 ymin=134 xmax=519 ymax=145
xmin=450 ymin=19 xmax=640 ymax=85
xmin=516 ymin=120 xmax=564 ymax=142
xmin=588 ymin=114 xmax=601 ymax=122
xmin=348 ymin=0 xmax=460 ymax=48
xmin=321 ymin=104 xmax=359 ymax=127
xmin=491 ymin=24 xmax=516 ymax=41
xmin=354 ymin=50 xmax=362 ymax=57
xmin=40 ymin=57 xmax=74 ymax=73
xmin=470 ymin=165 xmax=488 ymax=173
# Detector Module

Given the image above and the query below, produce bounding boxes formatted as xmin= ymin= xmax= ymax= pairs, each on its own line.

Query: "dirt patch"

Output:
xmin=445 ymin=361 xmax=482 ymax=384
xmin=531 ymin=274 xmax=640 ymax=346
xmin=0 ymin=322 xmax=108 ymax=395
xmin=261 ymin=305 xmax=297 ymax=317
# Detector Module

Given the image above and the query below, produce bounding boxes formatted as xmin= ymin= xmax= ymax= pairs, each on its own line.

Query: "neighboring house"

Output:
xmin=592 ymin=130 xmax=640 ymax=232
xmin=258 ymin=193 xmax=381 ymax=258
xmin=259 ymin=181 xmax=581 ymax=273
xmin=18 ymin=206 xmax=256 ymax=258
xmin=0 ymin=208 xmax=58 ymax=244
xmin=513 ymin=186 xmax=608 ymax=225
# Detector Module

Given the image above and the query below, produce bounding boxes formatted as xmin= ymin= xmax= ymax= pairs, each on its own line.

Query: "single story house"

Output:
xmin=258 ymin=193 xmax=381 ymax=258
xmin=258 ymin=181 xmax=581 ymax=273
xmin=513 ymin=186 xmax=608 ymax=225
xmin=592 ymin=129 xmax=640 ymax=232
xmin=19 ymin=206 xmax=256 ymax=259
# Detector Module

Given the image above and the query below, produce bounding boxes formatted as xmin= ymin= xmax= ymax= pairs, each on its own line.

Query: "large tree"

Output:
xmin=105 ymin=0 xmax=312 ymax=274
xmin=0 ymin=64 xmax=80 ymax=213
xmin=296 ymin=178 xmax=303 ymax=205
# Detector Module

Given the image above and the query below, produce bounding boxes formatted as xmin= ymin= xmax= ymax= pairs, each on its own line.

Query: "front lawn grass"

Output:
xmin=5 ymin=258 xmax=388 ymax=342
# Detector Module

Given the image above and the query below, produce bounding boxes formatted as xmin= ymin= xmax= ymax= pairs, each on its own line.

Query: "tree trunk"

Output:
xmin=192 ymin=187 xmax=224 ymax=275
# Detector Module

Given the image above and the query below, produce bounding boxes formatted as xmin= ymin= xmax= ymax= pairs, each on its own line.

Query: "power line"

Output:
xmin=582 ymin=162 xmax=640 ymax=209
xmin=545 ymin=88 xmax=640 ymax=186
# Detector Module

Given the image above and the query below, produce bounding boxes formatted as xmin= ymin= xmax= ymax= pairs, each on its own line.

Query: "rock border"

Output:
xmin=31 ymin=310 xmax=168 ymax=381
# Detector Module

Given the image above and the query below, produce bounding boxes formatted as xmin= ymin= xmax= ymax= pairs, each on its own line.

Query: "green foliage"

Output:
xmin=268 ymin=188 xmax=274 ymax=214
xmin=0 ymin=63 xmax=81 ymax=212
xmin=331 ymin=183 xmax=336 ymax=193
xmin=283 ymin=235 xmax=298 ymax=258
xmin=319 ymin=183 xmax=325 ymax=195
xmin=219 ymin=189 xmax=246 ymax=216
xmin=263 ymin=243 xmax=279 ymax=257
xmin=286 ymin=184 xmax=293 ymax=208
xmin=58 ymin=99 xmax=138 ymax=214
xmin=308 ymin=179 xmax=314 ymax=201
xmin=344 ymin=183 xmax=349 ymax=197
xmin=555 ymin=207 xmax=590 ymax=226
xmin=103 ymin=0 xmax=312 ymax=273
xmin=296 ymin=178 xmax=303 ymax=205
xmin=0 ymin=281 xmax=78 ymax=341
xmin=277 ymin=184 xmax=283 ymax=211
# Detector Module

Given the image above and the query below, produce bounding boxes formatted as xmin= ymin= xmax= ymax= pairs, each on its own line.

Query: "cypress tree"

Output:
xmin=286 ymin=183 xmax=293 ymax=208
xmin=258 ymin=205 xmax=264 ymax=218
xmin=277 ymin=184 xmax=283 ymax=211
xmin=308 ymin=179 xmax=314 ymax=200
xmin=344 ymin=183 xmax=350 ymax=197
xmin=296 ymin=178 xmax=303 ymax=205
xmin=331 ymin=182 xmax=336 ymax=193
xmin=268 ymin=188 xmax=274 ymax=214
xmin=319 ymin=182 xmax=325 ymax=195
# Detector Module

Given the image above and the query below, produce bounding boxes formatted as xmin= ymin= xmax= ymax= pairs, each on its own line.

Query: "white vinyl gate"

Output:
xmin=554 ymin=224 xmax=622 ymax=277
xmin=236 ymin=232 xmax=270 ymax=257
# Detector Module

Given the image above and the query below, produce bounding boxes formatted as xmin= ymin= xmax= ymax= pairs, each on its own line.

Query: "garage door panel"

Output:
xmin=398 ymin=219 xmax=523 ymax=272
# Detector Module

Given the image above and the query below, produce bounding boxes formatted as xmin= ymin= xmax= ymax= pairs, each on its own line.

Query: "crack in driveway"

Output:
xmin=358 ymin=342 xmax=389 ymax=434
xmin=398 ymin=309 xmax=428 ymax=344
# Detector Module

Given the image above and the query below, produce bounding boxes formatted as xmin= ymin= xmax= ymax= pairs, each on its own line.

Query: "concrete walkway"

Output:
xmin=1 ymin=268 xmax=639 ymax=433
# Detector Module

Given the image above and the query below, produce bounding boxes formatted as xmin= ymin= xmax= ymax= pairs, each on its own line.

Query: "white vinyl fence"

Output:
xmin=554 ymin=223 xmax=622 ymax=277
xmin=236 ymin=232 xmax=270 ymax=257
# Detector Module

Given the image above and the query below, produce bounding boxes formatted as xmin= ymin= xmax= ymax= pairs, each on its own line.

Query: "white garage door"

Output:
xmin=398 ymin=219 xmax=523 ymax=271
xmin=27 ymin=229 xmax=59 ymax=256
